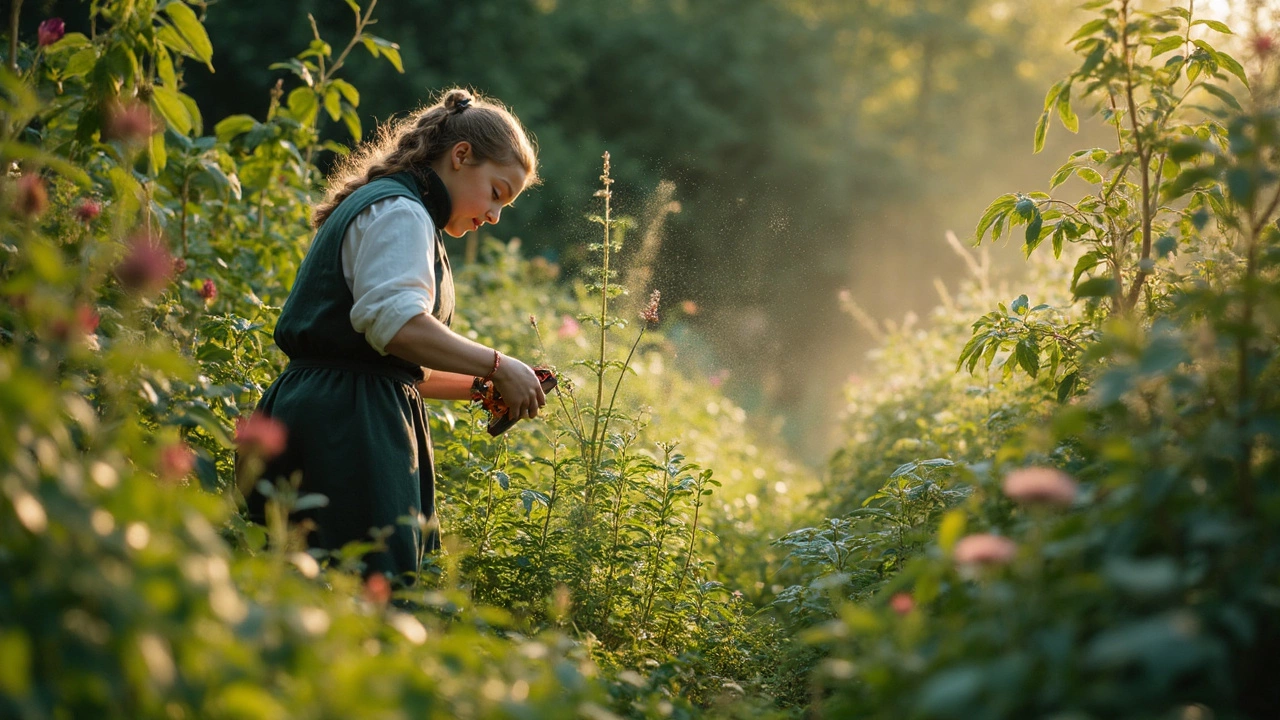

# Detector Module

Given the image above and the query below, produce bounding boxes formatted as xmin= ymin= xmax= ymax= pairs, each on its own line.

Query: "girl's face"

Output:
xmin=432 ymin=142 xmax=529 ymax=238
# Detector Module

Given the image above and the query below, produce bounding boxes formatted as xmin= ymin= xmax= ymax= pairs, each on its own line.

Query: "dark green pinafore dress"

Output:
xmin=247 ymin=169 xmax=455 ymax=580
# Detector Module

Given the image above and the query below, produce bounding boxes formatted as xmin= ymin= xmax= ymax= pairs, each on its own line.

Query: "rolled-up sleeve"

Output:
xmin=342 ymin=196 xmax=437 ymax=355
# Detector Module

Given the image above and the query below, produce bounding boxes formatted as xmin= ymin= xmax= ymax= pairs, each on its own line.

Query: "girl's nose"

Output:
xmin=486 ymin=207 xmax=501 ymax=224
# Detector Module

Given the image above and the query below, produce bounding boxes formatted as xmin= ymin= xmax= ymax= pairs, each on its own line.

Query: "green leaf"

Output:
xmin=214 ymin=114 xmax=257 ymax=143
xmin=340 ymin=104 xmax=363 ymax=142
xmin=287 ymin=87 xmax=319 ymax=126
xmin=1056 ymin=91 xmax=1079 ymax=133
xmin=155 ymin=45 xmax=177 ymax=89
xmin=1077 ymin=167 xmax=1103 ymax=184
xmin=323 ymin=87 xmax=342 ymax=121
xmin=1015 ymin=338 xmax=1040 ymax=378
xmin=1025 ymin=210 xmax=1044 ymax=246
xmin=1192 ymin=19 xmax=1232 ymax=34
xmin=362 ymin=35 xmax=403 ymax=72
xmin=1070 ymin=18 xmax=1109 ymax=42
xmin=1011 ymin=295 xmax=1029 ymax=314
xmin=164 ymin=2 xmax=215 ymax=70
xmin=1074 ymin=276 xmax=1116 ymax=298
xmin=345 ymin=0 xmax=362 ymax=16
xmin=1150 ymin=35 xmax=1184 ymax=57
xmin=0 ymin=142 xmax=91 ymax=186
xmin=62 ymin=48 xmax=97 ymax=78
xmin=1042 ymin=80 xmax=1065 ymax=112
xmin=151 ymin=86 xmax=193 ymax=135
xmin=1201 ymin=83 xmax=1241 ymax=110
xmin=1034 ymin=111 xmax=1050 ymax=153
xmin=1154 ymin=234 xmax=1177 ymax=257
xmin=1072 ymin=252 xmax=1100 ymax=286
xmin=330 ymin=78 xmax=360 ymax=107
xmin=269 ymin=59 xmax=314 ymax=87
xmin=1056 ymin=371 xmax=1080 ymax=402
xmin=1214 ymin=50 xmax=1249 ymax=87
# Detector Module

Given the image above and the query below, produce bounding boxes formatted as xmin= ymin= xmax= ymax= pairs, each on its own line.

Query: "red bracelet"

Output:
xmin=481 ymin=349 xmax=500 ymax=383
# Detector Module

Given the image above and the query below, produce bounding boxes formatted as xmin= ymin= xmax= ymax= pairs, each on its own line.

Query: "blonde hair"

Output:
xmin=312 ymin=87 xmax=538 ymax=228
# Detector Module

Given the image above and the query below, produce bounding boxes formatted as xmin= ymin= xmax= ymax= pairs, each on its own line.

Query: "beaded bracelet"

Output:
xmin=481 ymin=348 xmax=501 ymax=384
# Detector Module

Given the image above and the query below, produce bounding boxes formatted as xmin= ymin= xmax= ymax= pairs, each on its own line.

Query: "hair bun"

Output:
xmin=443 ymin=89 xmax=474 ymax=113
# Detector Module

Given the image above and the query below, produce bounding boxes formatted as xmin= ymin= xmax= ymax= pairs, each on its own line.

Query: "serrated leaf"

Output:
xmin=1192 ymin=19 xmax=1232 ymax=34
xmin=151 ymin=86 xmax=193 ymax=135
xmin=164 ymin=2 xmax=214 ymax=70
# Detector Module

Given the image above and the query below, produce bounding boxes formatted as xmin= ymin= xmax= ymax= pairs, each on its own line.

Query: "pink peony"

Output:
xmin=158 ymin=443 xmax=196 ymax=482
xmin=953 ymin=534 xmax=1017 ymax=567
xmin=114 ymin=233 xmax=174 ymax=294
xmin=103 ymin=101 xmax=160 ymax=144
xmin=889 ymin=592 xmax=915 ymax=615
xmin=1002 ymin=467 xmax=1078 ymax=507
xmin=13 ymin=174 xmax=48 ymax=217
xmin=37 ymin=18 xmax=65 ymax=47
xmin=557 ymin=315 xmax=580 ymax=340
xmin=364 ymin=574 xmax=392 ymax=606
xmin=75 ymin=199 xmax=101 ymax=222
xmin=235 ymin=412 xmax=287 ymax=460
xmin=199 ymin=278 xmax=217 ymax=302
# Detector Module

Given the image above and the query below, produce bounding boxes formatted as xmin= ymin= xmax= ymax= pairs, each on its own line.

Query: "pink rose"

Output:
xmin=953 ymin=534 xmax=1017 ymax=567
xmin=37 ymin=18 xmax=65 ymax=47
xmin=235 ymin=412 xmax=287 ymax=460
xmin=1002 ymin=467 xmax=1078 ymax=508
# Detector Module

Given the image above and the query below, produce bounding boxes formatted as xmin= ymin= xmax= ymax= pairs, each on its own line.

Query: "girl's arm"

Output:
xmin=417 ymin=369 xmax=474 ymax=401
xmin=386 ymin=312 xmax=546 ymax=419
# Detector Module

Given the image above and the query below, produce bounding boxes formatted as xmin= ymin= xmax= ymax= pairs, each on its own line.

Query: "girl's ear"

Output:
xmin=451 ymin=141 xmax=473 ymax=170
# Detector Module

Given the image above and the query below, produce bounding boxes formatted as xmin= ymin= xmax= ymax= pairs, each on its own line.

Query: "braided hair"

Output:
xmin=312 ymin=88 xmax=538 ymax=228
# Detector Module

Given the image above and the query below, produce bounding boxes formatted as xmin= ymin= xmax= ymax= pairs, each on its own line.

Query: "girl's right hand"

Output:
xmin=491 ymin=354 xmax=546 ymax=420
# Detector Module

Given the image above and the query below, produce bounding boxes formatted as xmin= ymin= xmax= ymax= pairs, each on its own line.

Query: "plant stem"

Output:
xmin=596 ymin=327 xmax=645 ymax=458
xmin=8 ymin=0 xmax=22 ymax=72
xmin=1120 ymin=0 xmax=1154 ymax=312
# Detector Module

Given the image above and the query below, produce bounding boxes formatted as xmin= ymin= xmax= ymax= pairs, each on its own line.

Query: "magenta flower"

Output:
xmin=199 ymin=278 xmax=217 ymax=302
xmin=158 ymin=443 xmax=196 ymax=483
xmin=953 ymin=534 xmax=1017 ymax=567
xmin=37 ymin=18 xmax=65 ymax=47
xmin=114 ymin=233 xmax=174 ymax=294
xmin=235 ymin=412 xmax=288 ymax=460
xmin=75 ymin=199 xmax=101 ymax=222
xmin=1002 ymin=467 xmax=1078 ymax=508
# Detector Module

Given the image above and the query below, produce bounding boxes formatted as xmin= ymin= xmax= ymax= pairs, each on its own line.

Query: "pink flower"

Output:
xmin=199 ymin=279 xmax=217 ymax=302
xmin=364 ymin=574 xmax=392 ymax=606
xmin=557 ymin=315 xmax=580 ymax=340
xmin=953 ymin=534 xmax=1016 ymax=567
xmin=681 ymin=300 xmax=699 ymax=315
xmin=158 ymin=443 xmax=196 ymax=483
xmin=1254 ymin=35 xmax=1274 ymax=57
xmin=13 ymin=175 xmax=48 ymax=218
xmin=1002 ymin=467 xmax=1078 ymax=508
xmin=641 ymin=289 xmax=661 ymax=324
xmin=889 ymin=592 xmax=915 ymax=615
xmin=37 ymin=18 xmax=65 ymax=47
xmin=75 ymin=199 xmax=101 ymax=222
xmin=235 ymin=412 xmax=287 ymax=460
xmin=708 ymin=369 xmax=729 ymax=388
xmin=103 ymin=101 xmax=160 ymax=144
xmin=114 ymin=233 xmax=174 ymax=294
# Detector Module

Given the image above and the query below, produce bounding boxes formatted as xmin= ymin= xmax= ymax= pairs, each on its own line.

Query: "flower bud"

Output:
xmin=199 ymin=278 xmax=217 ymax=302
xmin=13 ymin=175 xmax=48 ymax=218
xmin=235 ymin=412 xmax=288 ymax=460
xmin=75 ymin=199 xmax=101 ymax=222
xmin=37 ymin=18 xmax=65 ymax=47
xmin=103 ymin=101 xmax=160 ymax=144
xmin=889 ymin=592 xmax=915 ymax=615
xmin=953 ymin=534 xmax=1016 ymax=567
xmin=1002 ymin=467 xmax=1078 ymax=508
xmin=114 ymin=233 xmax=175 ymax=294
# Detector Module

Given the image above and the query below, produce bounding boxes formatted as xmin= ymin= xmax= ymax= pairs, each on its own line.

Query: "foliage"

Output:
xmin=788 ymin=1 xmax=1280 ymax=717
xmin=0 ymin=1 xmax=814 ymax=717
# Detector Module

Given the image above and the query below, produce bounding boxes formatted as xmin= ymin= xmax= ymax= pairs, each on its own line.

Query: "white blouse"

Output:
xmin=340 ymin=196 xmax=437 ymax=355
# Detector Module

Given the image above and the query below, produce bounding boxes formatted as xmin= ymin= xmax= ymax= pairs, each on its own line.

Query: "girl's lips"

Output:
xmin=472 ymin=218 xmax=480 ymax=230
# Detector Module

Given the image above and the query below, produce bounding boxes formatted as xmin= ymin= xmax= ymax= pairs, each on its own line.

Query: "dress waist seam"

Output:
xmin=285 ymin=357 xmax=421 ymax=386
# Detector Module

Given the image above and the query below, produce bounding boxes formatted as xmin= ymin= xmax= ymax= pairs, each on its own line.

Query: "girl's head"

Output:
xmin=314 ymin=88 xmax=538 ymax=234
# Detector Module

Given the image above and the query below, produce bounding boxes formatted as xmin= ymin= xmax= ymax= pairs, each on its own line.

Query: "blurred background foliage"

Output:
xmin=25 ymin=0 xmax=1089 ymax=456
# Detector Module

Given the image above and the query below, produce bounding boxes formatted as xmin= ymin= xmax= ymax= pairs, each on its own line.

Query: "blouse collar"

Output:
xmin=410 ymin=167 xmax=452 ymax=233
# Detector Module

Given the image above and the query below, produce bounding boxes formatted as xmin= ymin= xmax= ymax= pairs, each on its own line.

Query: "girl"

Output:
xmin=246 ymin=88 xmax=547 ymax=582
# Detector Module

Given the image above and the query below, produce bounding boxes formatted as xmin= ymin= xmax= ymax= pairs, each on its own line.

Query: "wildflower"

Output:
xmin=528 ymin=314 xmax=538 ymax=328
xmin=953 ymin=534 xmax=1016 ymax=567
xmin=37 ymin=18 xmax=65 ymax=47
xmin=1002 ymin=467 xmax=1078 ymax=508
xmin=364 ymin=574 xmax=392 ymax=606
xmin=103 ymin=101 xmax=160 ymax=144
xmin=13 ymin=175 xmax=48 ymax=217
xmin=1254 ymin=35 xmax=1274 ymax=57
xmin=114 ymin=233 xmax=174 ymax=294
xmin=681 ymin=299 xmax=698 ymax=315
xmin=708 ymin=369 xmax=729 ymax=388
xmin=641 ymin=289 xmax=661 ymax=324
xmin=75 ymin=199 xmax=101 ymax=222
xmin=157 ymin=443 xmax=195 ymax=483
xmin=235 ymin=412 xmax=287 ymax=460
xmin=558 ymin=315 xmax=581 ymax=340
xmin=199 ymin=278 xmax=217 ymax=303
xmin=172 ymin=256 xmax=188 ymax=275
xmin=889 ymin=592 xmax=915 ymax=615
